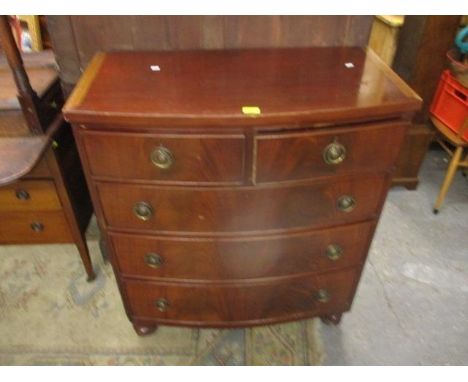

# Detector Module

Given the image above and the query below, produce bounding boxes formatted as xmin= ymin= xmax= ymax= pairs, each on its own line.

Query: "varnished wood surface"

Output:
xmin=0 ymin=66 xmax=58 ymax=110
xmin=392 ymin=124 xmax=435 ymax=188
xmin=0 ymin=114 xmax=62 ymax=186
xmin=256 ymin=121 xmax=408 ymax=183
xmin=47 ymin=16 xmax=373 ymax=87
xmin=123 ymin=268 xmax=357 ymax=327
xmin=0 ymin=136 xmax=49 ymax=185
xmin=392 ymin=16 xmax=461 ymax=124
xmin=81 ymin=130 xmax=245 ymax=184
xmin=97 ymin=175 xmax=386 ymax=235
xmin=0 ymin=210 xmax=73 ymax=244
xmin=63 ymin=48 xmax=421 ymax=127
xmin=0 ymin=180 xmax=61 ymax=212
xmin=24 ymin=156 xmax=51 ymax=178
xmin=110 ymin=221 xmax=374 ymax=282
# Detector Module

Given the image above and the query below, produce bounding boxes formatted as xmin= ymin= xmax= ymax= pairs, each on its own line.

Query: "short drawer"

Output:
xmin=0 ymin=211 xmax=73 ymax=244
xmin=255 ymin=121 xmax=408 ymax=183
xmin=109 ymin=221 xmax=374 ymax=281
xmin=80 ymin=130 xmax=245 ymax=184
xmin=0 ymin=180 xmax=61 ymax=212
xmin=123 ymin=268 xmax=357 ymax=326
xmin=97 ymin=174 xmax=386 ymax=234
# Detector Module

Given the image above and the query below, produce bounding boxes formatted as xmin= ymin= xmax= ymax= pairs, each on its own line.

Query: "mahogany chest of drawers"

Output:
xmin=64 ymin=47 xmax=421 ymax=335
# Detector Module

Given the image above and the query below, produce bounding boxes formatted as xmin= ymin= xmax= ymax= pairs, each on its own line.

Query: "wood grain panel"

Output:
xmin=110 ymin=221 xmax=374 ymax=281
xmin=256 ymin=121 xmax=408 ymax=183
xmin=0 ymin=211 xmax=73 ymax=244
xmin=46 ymin=16 xmax=373 ymax=86
xmin=0 ymin=180 xmax=61 ymax=212
xmin=23 ymin=155 xmax=51 ymax=178
xmin=81 ymin=130 xmax=245 ymax=184
xmin=123 ymin=268 xmax=358 ymax=327
xmin=97 ymin=175 xmax=387 ymax=235
xmin=44 ymin=16 xmax=81 ymax=86
xmin=63 ymin=49 xmax=420 ymax=127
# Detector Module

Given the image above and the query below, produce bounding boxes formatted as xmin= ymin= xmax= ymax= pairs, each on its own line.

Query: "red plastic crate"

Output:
xmin=430 ymin=70 xmax=468 ymax=141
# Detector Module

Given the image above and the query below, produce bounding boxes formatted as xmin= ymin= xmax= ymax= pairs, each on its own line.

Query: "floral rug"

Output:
xmin=0 ymin=227 xmax=323 ymax=365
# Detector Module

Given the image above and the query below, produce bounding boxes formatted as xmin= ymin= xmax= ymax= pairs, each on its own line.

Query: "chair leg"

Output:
xmin=463 ymin=153 xmax=468 ymax=177
xmin=433 ymin=146 xmax=463 ymax=214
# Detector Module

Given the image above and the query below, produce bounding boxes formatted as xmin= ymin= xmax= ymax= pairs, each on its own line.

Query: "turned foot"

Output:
xmin=320 ymin=313 xmax=343 ymax=325
xmin=133 ymin=323 xmax=158 ymax=336
xmin=86 ymin=272 xmax=97 ymax=282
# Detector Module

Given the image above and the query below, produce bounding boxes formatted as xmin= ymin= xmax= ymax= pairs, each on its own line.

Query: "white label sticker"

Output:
xmin=344 ymin=62 xmax=355 ymax=69
xmin=150 ymin=65 xmax=161 ymax=71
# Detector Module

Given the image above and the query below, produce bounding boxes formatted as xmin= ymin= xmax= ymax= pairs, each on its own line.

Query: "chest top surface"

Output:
xmin=63 ymin=47 xmax=421 ymax=128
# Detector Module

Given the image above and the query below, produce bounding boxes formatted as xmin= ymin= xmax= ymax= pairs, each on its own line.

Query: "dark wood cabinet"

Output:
xmin=64 ymin=47 xmax=420 ymax=334
xmin=391 ymin=16 xmax=461 ymax=189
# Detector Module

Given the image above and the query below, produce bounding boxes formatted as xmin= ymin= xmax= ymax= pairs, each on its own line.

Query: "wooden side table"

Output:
xmin=0 ymin=16 xmax=95 ymax=281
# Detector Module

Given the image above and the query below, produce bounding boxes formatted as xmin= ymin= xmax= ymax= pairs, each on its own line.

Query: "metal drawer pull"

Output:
xmin=315 ymin=289 xmax=331 ymax=303
xmin=15 ymin=189 xmax=30 ymax=200
xmin=325 ymin=244 xmax=343 ymax=261
xmin=144 ymin=252 xmax=164 ymax=268
xmin=133 ymin=201 xmax=153 ymax=221
xmin=155 ymin=298 xmax=170 ymax=312
xmin=150 ymin=146 xmax=174 ymax=170
xmin=30 ymin=222 xmax=44 ymax=232
xmin=323 ymin=142 xmax=346 ymax=165
xmin=337 ymin=195 xmax=356 ymax=212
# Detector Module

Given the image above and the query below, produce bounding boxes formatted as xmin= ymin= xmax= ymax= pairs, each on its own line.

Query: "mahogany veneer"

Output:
xmin=64 ymin=47 xmax=421 ymax=335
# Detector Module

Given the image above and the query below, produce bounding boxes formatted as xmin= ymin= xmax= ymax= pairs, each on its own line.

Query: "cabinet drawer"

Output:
xmin=110 ymin=221 xmax=374 ymax=281
xmin=0 ymin=180 xmax=61 ymax=212
xmin=0 ymin=211 xmax=73 ymax=244
xmin=80 ymin=130 xmax=245 ymax=184
xmin=98 ymin=175 xmax=386 ymax=234
xmin=123 ymin=268 xmax=357 ymax=326
xmin=255 ymin=121 xmax=408 ymax=183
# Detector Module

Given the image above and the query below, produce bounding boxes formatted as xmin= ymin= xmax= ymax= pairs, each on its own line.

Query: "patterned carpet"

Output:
xmin=0 ymin=227 xmax=323 ymax=366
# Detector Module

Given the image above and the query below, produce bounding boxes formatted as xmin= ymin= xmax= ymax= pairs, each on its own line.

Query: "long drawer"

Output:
xmin=81 ymin=130 xmax=245 ymax=184
xmin=0 ymin=211 xmax=73 ymax=244
xmin=97 ymin=175 xmax=386 ymax=235
xmin=109 ymin=220 xmax=374 ymax=281
xmin=123 ymin=268 xmax=357 ymax=327
xmin=0 ymin=180 xmax=62 ymax=212
xmin=255 ymin=121 xmax=408 ymax=183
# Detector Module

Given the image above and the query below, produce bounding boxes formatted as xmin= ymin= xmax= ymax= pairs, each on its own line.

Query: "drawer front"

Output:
xmin=110 ymin=221 xmax=374 ymax=281
xmin=0 ymin=180 xmax=61 ymax=212
xmin=98 ymin=175 xmax=386 ymax=234
xmin=0 ymin=211 xmax=73 ymax=244
xmin=255 ymin=121 xmax=408 ymax=183
xmin=80 ymin=130 xmax=245 ymax=184
xmin=123 ymin=268 xmax=357 ymax=326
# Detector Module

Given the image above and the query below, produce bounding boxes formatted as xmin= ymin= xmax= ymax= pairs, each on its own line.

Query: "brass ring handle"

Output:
xmin=323 ymin=142 xmax=346 ymax=165
xmin=30 ymin=222 xmax=44 ymax=232
xmin=315 ymin=289 xmax=331 ymax=303
xmin=337 ymin=195 xmax=356 ymax=213
xmin=133 ymin=201 xmax=154 ymax=221
xmin=155 ymin=298 xmax=170 ymax=312
xmin=150 ymin=146 xmax=174 ymax=170
xmin=325 ymin=244 xmax=343 ymax=261
xmin=15 ymin=189 xmax=30 ymax=200
xmin=144 ymin=252 xmax=164 ymax=268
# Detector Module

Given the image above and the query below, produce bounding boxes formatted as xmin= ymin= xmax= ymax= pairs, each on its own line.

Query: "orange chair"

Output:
xmin=431 ymin=116 xmax=468 ymax=213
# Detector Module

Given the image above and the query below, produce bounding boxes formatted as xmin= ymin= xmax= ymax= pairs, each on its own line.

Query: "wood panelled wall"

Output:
xmin=46 ymin=16 xmax=373 ymax=88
